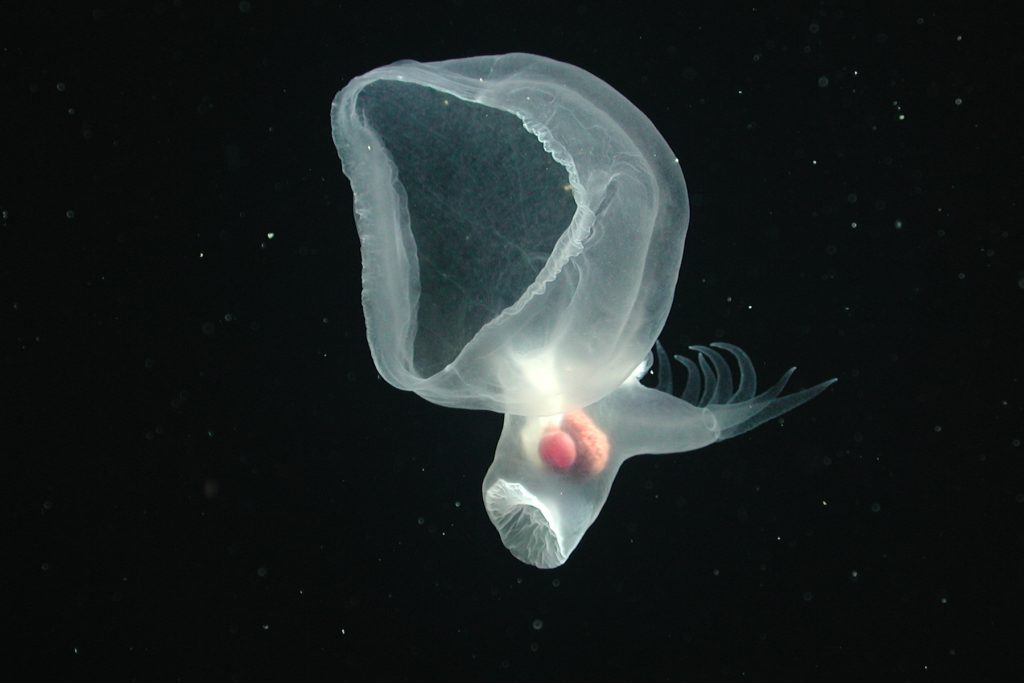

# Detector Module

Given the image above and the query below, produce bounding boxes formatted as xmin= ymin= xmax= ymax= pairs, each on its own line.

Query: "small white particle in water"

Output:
xmin=267 ymin=232 xmax=275 ymax=239
xmin=532 ymin=619 xmax=543 ymax=630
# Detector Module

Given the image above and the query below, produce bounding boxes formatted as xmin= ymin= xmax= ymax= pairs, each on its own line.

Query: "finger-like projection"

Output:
xmin=331 ymin=53 xmax=835 ymax=568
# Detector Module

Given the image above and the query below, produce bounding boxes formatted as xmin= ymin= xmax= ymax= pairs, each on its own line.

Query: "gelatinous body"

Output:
xmin=331 ymin=53 xmax=835 ymax=568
